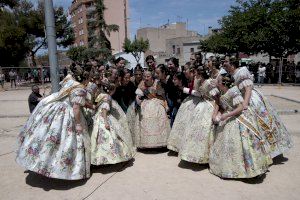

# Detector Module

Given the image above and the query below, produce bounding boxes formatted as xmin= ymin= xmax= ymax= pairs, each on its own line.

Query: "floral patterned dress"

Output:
xmin=132 ymin=80 xmax=171 ymax=148
xmin=16 ymin=75 xmax=91 ymax=180
xmin=209 ymin=86 xmax=272 ymax=178
xmin=84 ymin=82 xmax=98 ymax=134
xmin=179 ymin=79 xmax=219 ymax=163
xmin=167 ymin=78 xmax=202 ymax=152
xmin=233 ymin=67 xmax=293 ymax=158
xmin=90 ymin=93 xmax=135 ymax=165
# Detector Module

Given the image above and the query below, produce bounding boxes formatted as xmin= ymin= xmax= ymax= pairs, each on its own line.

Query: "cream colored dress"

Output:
xmin=91 ymin=93 xmax=135 ymax=165
xmin=132 ymin=80 xmax=171 ymax=148
xmin=233 ymin=67 xmax=292 ymax=158
xmin=209 ymin=86 xmax=272 ymax=178
xmin=179 ymin=79 xmax=219 ymax=164
xmin=16 ymin=75 xmax=91 ymax=180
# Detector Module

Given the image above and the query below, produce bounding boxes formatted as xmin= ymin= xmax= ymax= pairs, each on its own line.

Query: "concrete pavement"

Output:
xmin=0 ymin=86 xmax=299 ymax=200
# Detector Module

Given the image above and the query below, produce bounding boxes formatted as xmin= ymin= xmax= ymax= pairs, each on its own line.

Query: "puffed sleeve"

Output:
xmin=100 ymin=102 xmax=110 ymax=111
xmin=207 ymin=79 xmax=220 ymax=98
xmin=228 ymin=86 xmax=244 ymax=106
xmin=135 ymin=88 xmax=144 ymax=96
xmin=70 ymin=88 xmax=87 ymax=106
xmin=95 ymin=93 xmax=111 ymax=111
xmin=233 ymin=67 xmax=254 ymax=90
xmin=155 ymin=81 xmax=165 ymax=97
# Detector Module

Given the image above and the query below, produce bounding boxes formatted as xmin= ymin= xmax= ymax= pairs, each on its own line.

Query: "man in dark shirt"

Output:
xmin=28 ymin=85 xmax=43 ymax=113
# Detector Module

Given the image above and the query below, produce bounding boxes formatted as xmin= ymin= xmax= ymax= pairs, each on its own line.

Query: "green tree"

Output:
xmin=13 ymin=0 xmax=75 ymax=66
xmin=67 ymin=46 xmax=88 ymax=64
xmin=0 ymin=0 xmax=18 ymax=8
xmin=0 ymin=9 xmax=29 ymax=66
xmin=123 ymin=37 xmax=149 ymax=63
xmin=87 ymin=0 xmax=119 ymax=61
xmin=0 ymin=0 xmax=74 ymax=67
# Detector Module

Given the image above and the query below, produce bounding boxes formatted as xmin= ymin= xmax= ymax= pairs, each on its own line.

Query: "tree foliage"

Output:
xmin=0 ymin=0 xmax=18 ymax=8
xmin=123 ymin=37 xmax=149 ymax=63
xmin=201 ymin=0 xmax=300 ymax=58
xmin=67 ymin=46 xmax=88 ymax=64
xmin=87 ymin=0 xmax=119 ymax=61
xmin=0 ymin=0 xmax=74 ymax=66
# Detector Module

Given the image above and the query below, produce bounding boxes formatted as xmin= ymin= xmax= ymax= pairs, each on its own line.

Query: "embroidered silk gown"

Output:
xmin=16 ymin=75 xmax=91 ymax=180
xmin=90 ymin=93 xmax=135 ymax=165
xmin=209 ymin=86 xmax=272 ymax=178
xmin=179 ymin=79 xmax=219 ymax=164
xmin=233 ymin=67 xmax=292 ymax=158
xmin=167 ymin=78 xmax=202 ymax=152
xmin=132 ymin=80 xmax=171 ymax=148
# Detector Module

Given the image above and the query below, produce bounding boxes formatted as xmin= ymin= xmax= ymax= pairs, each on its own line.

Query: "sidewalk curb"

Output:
xmin=271 ymin=95 xmax=300 ymax=104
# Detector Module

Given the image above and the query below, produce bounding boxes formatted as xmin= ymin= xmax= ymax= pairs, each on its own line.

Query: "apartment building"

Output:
xmin=69 ymin=0 xmax=129 ymax=53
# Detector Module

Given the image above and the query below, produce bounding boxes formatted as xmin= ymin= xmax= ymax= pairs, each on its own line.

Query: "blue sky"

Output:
xmin=52 ymin=0 xmax=237 ymax=38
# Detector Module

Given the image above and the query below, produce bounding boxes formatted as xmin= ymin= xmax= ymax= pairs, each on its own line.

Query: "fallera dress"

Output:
xmin=90 ymin=93 xmax=135 ymax=165
xmin=179 ymin=79 xmax=219 ymax=164
xmin=233 ymin=67 xmax=293 ymax=158
xmin=16 ymin=75 xmax=91 ymax=180
xmin=132 ymin=80 xmax=171 ymax=148
xmin=167 ymin=78 xmax=202 ymax=152
xmin=209 ymin=86 xmax=272 ymax=178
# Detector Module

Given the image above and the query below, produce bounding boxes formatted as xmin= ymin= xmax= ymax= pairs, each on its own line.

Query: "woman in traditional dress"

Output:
xmin=133 ymin=70 xmax=171 ymax=148
xmin=127 ymin=66 xmax=144 ymax=138
xmin=179 ymin=67 xmax=219 ymax=164
xmin=209 ymin=75 xmax=272 ymax=178
xmin=90 ymin=83 xmax=135 ymax=165
xmin=167 ymin=66 xmax=201 ymax=152
xmin=84 ymin=72 xmax=103 ymax=134
xmin=16 ymin=67 xmax=92 ymax=180
xmin=223 ymin=58 xmax=292 ymax=158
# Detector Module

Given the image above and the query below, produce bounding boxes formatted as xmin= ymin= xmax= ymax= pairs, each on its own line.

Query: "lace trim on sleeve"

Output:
xmin=100 ymin=102 xmax=110 ymax=111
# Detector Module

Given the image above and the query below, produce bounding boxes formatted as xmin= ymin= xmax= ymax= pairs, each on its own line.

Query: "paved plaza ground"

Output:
xmin=0 ymin=84 xmax=299 ymax=200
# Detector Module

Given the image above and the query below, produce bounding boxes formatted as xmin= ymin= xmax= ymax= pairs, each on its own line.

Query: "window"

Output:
xmin=78 ymin=17 xmax=83 ymax=24
xmin=79 ymin=41 xmax=84 ymax=46
xmin=177 ymin=48 xmax=180 ymax=55
xmin=79 ymin=29 xmax=84 ymax=35
xmin=74 ymin=43 xmax=78 ymax=47
xmin=172 ymin=45 xmax=175 ymax=54
xmin=190 ymin=48 xmax=194 ymax=53
xmin=77 ymin=5 xmax=83 ymax=13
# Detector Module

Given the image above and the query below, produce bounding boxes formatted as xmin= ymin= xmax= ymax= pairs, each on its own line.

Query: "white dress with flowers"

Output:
xmin=179 ymin=79 xmax=219 ymax=163
xmin=132 ymin=80 xmax=171 ymax=148
xmin=91 ymin=93 xmax=135 ymax=165
xmin=233 ymin=67 xmax=292 ymax=158
xmin=16 ymin=75 xmax=91 ymax=180
xmin=209 ymin=86 xmax=272 ymax=178
xmin=167 ymin=79 xmax=202 ymax=152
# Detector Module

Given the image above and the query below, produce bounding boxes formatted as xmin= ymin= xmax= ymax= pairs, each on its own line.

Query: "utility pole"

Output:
xmin=44 ymin=0 xmax=59 ymax=92
xmin=124 ymin=0 xmax=128 ymax=40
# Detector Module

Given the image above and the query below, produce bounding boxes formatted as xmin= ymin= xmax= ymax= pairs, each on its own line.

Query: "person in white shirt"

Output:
xmin=257 ymin=63 xmax=266 ymax=86
xmin=0 ymin=70 xmax=5 ymax=89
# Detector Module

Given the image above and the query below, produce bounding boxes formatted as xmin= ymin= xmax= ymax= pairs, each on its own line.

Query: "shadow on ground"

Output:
xmin=137 ymin=147 xmax=169 ymax=154
xmin=25 ymin=171 xmax=87 ymax=191
xmin=218 ymin=172 xmax=267 ymax=184
xmin=178 ymin=160 xmax=208 ymax=172
xmin=91 ymin=158 xmax=135 ymax=175
xmin=272 ymin=154 xmax=289 ymax=165
xmin=167 ymin=150 xmax=178 ymax=157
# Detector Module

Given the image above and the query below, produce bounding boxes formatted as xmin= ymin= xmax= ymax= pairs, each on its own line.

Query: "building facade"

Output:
xmin=137 ymin=22 xmax=203 ymax=65
xmin=69 ymin=0 xmax=129 ymax=53
xmin=137 ymin=22 xmax=199 ymax=53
